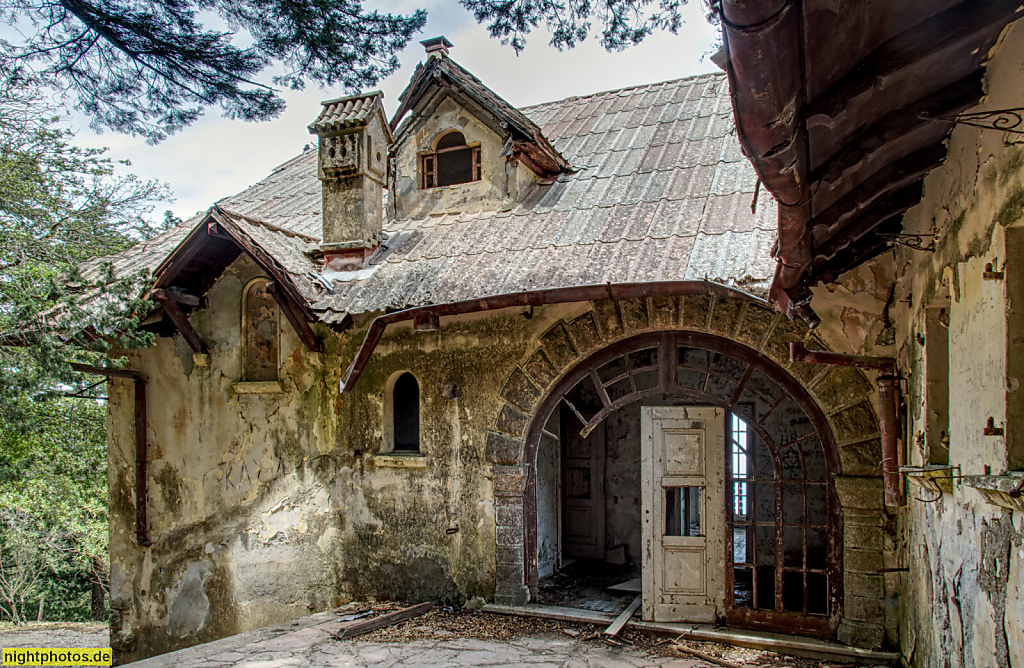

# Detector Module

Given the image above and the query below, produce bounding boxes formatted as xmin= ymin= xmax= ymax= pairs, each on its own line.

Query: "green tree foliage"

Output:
xmin=461 ymin=0 xmax=686 ymax=52
xmin=0 ymin=398 xmax=108 ymax=622
xmin=0 ymin=65 xmax=166 ymax=427
xmin=1 ymin=0 xmax=699 ymax=142
xmin=2 ymin=0 xmax=428 ymax=141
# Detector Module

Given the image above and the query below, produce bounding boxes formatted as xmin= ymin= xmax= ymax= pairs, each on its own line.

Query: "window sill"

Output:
xmin=372 ymin=453 xmax=427 ymax=469
xmin=233 ymin=381 xmax=284 ymax=394
xmin=963 ymin=472 xmax=1024 ymax=511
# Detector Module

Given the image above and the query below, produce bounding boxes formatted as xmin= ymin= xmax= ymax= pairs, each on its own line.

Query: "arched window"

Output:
xmin=392 ymin=372 xmax=420 ymax=451
xmin=243 ymin=280 xmax=279 ymax=381
xmin=420 ymin=131 xmax=481 ymax=188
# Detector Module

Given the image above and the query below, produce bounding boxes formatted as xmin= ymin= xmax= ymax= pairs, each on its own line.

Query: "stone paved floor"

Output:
xmin=125 ymin=611 xmax=801 ymax=668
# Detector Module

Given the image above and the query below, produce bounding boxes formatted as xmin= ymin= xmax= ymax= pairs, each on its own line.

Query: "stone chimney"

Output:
xmin=420 ymin=36 xmax=453 ymax=58
xmin=308 ymin=91 xmax=393 ymax=272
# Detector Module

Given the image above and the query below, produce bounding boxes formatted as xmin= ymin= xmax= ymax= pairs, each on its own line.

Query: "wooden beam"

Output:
xmin=805 ymin=0 xmax=1022 ymax=123
xmin=811 ymin=144 xmax=946 ymax=238
xmin=814 ymin=183 xmax=923 ymax=262
xmin=150 ymin=288 xmax=200 ymax=307
xmin=811 ymin=71 xmax=984 ymax=185
xmin=266 ymin=282 xmax=323 ymax=353
xmin=154 ymin=228 xmax=209 ymax=288
xmin=814 ymin=231 xmax=896 ymax=286
xmin=69 ymin=362 xmax=144 ymax=380
xmin=156 ymin=296 xmax=208 ymax=354
xmin=210 ymin=210 xmax=312 ymax=319
xmin=335 ymin=602 xmax=432 ymax=640
xmin=604 ymin=595 xmax=641 ymax=637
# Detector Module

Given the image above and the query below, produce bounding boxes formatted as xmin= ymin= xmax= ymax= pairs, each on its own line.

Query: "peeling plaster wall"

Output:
xmin=805 ymin=21 xmax=1024 ymax=668
xmin=107 ymin=266 xmax=582 ymax=662
xmin=109 ymin=282 xmax=891 ymax=661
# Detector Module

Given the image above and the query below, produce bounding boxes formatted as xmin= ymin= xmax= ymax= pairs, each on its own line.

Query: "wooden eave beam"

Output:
xmin=153 ymin=228 xmax=210 ymax=289
xmin=266 ymin=282 xmax=323 ymax=353
xmin=156 ymin=295 xmax=208 ymax=354
xmin=209 ymin=210 xmax=312 ymax=314
xmin=150 ymin=288 xmax=200 ymax=307
xmin=813 ymin=183 xmax=924 ymax=263
xmin=815 ymin=233 xmax=896 ymax=286
xmin=811 ymin=71 xmax=984 ymax=185
xmin=811 ymin=144 xmax=946 ymax=240
xmin=804 ymin=0 xmax=1023 ymax=124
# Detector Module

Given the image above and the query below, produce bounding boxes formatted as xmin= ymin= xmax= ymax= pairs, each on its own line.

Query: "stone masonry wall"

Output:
xmin=488 ymin=295 xmax=890 ymax=648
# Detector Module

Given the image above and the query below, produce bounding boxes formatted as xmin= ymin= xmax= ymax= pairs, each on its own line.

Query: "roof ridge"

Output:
xmin=217 ymin=206 xmax=321 ymax=244
xmin=521 ymin=70 xmax=725 ymax=112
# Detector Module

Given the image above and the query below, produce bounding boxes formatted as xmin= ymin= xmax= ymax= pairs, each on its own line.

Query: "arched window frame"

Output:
xmin=384 ymin=371 xmax=421 ymax=453
xmin=420 ymin=131 xmax=481 ymax=189
xmin=241 ymin=278 xmax=280 ymax=382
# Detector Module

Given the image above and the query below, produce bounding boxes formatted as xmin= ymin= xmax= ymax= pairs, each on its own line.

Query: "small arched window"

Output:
xmin=392 ymin=372 xmax=420 ymax=451
xmin=421 ymin=131 xmax=481 ymax=188
xmin=243 ymin=280 xmax=279 ymax=381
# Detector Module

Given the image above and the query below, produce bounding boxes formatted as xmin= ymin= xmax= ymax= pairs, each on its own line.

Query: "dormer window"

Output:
xmin=421 ymin=131 xmax=481 ymax=188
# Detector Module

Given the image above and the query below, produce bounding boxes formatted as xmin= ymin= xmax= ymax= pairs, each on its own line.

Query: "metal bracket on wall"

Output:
xmin=876 ymin=233 xmax=936 ymax=252
xmin=932 ymin=107 xmax=1024 ymax=134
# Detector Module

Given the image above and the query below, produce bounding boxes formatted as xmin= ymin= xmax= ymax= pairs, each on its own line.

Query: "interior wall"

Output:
xmin=536 ymin=414 xmax=560 ymax=579
xmin=603 ymin=402 xmax=643 ymax=566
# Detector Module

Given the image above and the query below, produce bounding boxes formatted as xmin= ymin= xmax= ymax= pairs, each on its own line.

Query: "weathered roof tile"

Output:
xmin=89 ymin=71 xmax=778 ymax=321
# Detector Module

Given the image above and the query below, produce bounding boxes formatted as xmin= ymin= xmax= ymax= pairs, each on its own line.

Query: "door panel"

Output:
xmin=642 ymin=406 xmax=724 ymax=622
xmin=563 ymin=413 xmax=605 ymax=559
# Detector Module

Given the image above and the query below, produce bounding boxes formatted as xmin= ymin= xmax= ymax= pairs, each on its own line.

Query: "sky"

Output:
xmin=68 ymin=0 xmax=721 ymax=223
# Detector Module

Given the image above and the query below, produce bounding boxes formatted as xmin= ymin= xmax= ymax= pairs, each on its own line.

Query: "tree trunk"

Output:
xmin=91 ymin=556 xmax=106 ymax=621
xmin=36 ymin=591 xmax=45 ymax=621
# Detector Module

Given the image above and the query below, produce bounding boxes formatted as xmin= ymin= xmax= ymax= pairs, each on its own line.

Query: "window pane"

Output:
xmin=437 ymin=147 xmax=475 ymax=186
xmin=665 ymin=486 xmax=702 ymax=536
xmin=393 ymin=373 xmax=420 ymax=451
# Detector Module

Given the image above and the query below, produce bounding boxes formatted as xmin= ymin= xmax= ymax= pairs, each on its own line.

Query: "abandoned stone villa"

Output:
xmin=82 ymin=4 xmax=1024 ymax=666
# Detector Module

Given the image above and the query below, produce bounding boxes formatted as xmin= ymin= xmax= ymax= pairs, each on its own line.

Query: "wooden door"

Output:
xmin=562 ymin=415 xmax=605 ymax=560
xmin=641 ymin=406 xmax=725 ymax=622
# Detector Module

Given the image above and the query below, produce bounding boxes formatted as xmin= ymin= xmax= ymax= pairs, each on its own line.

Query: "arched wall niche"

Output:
xmin=486 ymin=295 xmax=886 ymax=642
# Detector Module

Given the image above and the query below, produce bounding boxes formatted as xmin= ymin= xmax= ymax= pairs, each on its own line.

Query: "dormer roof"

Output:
xmin=390 ymin=54 xmax=571 ymax=178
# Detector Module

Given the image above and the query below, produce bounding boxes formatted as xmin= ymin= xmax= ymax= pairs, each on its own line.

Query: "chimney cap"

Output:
xmin=420 ymin=36 xmax=453 ymax=57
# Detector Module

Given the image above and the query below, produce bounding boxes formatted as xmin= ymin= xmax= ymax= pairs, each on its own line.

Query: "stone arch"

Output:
xmin=488 ymin=295 xmax=888 ymax=645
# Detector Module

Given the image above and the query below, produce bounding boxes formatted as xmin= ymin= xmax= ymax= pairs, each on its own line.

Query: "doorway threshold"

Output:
xmin=482 ymin=604 xmax=899 ymax=665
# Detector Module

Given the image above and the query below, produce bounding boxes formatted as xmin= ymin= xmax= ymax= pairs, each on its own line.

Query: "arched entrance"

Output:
xmin=521 ymin=331 xmax=842 ymax=637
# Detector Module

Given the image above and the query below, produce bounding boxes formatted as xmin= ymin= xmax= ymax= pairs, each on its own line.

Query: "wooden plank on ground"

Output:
xmin=335 ymin=602 xmax=433 ymax=640
xmin=604 ymin=595 xmax=641 ymax=637
xmin=607 ymin=578 xmax=642 ymax=593
xmin=672 ymin=641 xmax=742 ymax=668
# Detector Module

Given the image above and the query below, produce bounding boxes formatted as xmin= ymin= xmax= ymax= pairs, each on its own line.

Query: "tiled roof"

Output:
xmin=315 ymin=72 xmax=776 ymax=321
xmin=83 ymin=71 xmax=777 ymax=325
xmin=308 ymin=91 xmax=384 ymax=134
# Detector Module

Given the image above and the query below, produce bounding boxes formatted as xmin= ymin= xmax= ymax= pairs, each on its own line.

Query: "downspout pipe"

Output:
xmin=71 ymin=363 xmax=152 ymax=547
xmin=340 ymin=280 xmax=769 ymax=393
xmin=789 ymin=342 xmax=905 ymax=506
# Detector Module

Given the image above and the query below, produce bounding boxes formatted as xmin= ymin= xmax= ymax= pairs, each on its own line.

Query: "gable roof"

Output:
xmin=315 ymin=72 xmax=776 ymax=322
xmin=80 ymin=71 xmax=776 ymax=328
xmin=390 ymin=54 xmax=571 ymax=177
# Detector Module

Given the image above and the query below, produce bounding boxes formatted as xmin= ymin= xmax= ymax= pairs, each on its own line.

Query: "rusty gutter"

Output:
xmin=340 ymin=281 xmax=767 ymax=393
xmin=70 ymin=363 xmax=152 ymax=546
xmin=789 ymin=342 xmax=904 ymax=506
xmin=719 ymin=0 xmax=814 ymax=317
